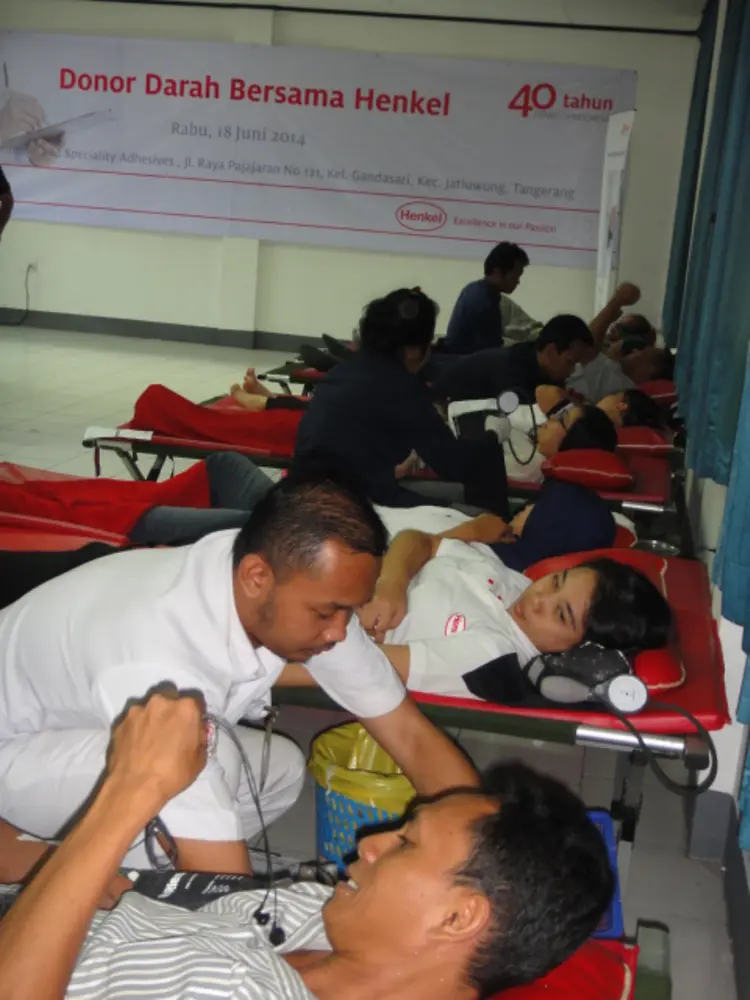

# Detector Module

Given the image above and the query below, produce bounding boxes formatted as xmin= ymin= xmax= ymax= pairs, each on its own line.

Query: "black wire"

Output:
xmin=594 ymin=696 xmax=718 ymax=796
xmin=502 ymin=386 xmax=539 ymax=467
xmin=142 ymin=714 xmax=283 ymax=938
xmin=211 ymin=716 xmax=282 ymax=940
xmin=0 ymin=265 xmax=31 ymax=327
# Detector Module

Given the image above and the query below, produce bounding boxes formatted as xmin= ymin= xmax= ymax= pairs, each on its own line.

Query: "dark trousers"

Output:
xmin=128 ymin=452 xmax=274 ymax=546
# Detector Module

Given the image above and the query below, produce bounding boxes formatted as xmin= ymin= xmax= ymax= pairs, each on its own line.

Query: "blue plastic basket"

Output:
xmin=588 ymin=809 xmax=624 ymax=940
xmin=315 ymin=783 xmax=400 ymax=871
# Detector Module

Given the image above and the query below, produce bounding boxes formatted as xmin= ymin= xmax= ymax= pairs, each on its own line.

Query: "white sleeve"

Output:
xmin=93 ymin=662 xmax=242 ymax=842
xmin=158 ymin=759 xmax=243 ymax=841
xmin=406 ymin=630 xmax=516 ymax=699
xmin=305 ymin=618 xmax=406 ymax=719
xmin=376 ymin=505 xmax=473 ymax=539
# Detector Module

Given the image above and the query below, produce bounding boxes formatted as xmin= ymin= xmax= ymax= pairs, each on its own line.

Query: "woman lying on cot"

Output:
xmin=277 ymin=510 xmax=671 ymax=702
xmin=231 ymin=370 xmax=628 ymax=486
xmin=535 ymin=384 xmax=664 ymax=429
xmin=232 ymin=368 xmax=664 ymax=430
xmin=500 ymin=400 xmax=618 ymax=484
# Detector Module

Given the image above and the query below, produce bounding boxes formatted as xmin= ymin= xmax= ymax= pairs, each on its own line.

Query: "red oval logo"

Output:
xmin=445 ymin=613 xmax=467 ymax=636
xmin=395 ymin=200 xmax=447 ymax=232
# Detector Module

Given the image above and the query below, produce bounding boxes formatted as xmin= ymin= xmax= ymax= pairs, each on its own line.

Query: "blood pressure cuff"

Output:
xmin=463 ymin=643 xmax=631 ymax=708
xmin=493 ymin=479 xmax=616 ymax=573
xmin=524 ymin=644 xmax=631 ymax=704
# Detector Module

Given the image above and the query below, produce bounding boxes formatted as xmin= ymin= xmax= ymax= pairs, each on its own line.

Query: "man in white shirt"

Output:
xmin=0 ymin=690 xmax=614 ymax=1000
xmin=0 ymin=474 xmax=476 ymax=875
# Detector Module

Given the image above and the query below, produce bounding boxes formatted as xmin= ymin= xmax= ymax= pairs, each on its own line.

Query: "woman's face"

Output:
xmin=509 ymin=567 xmax=599 ymax=652
xmin=597 ymin=393 xmax=627 ymax=427
xmin=536 ymin=405 xmax=583 ymax=458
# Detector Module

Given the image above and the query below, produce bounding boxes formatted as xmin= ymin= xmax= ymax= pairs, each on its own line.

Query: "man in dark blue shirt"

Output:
xmin=293 ymin=288 xmax=510 ymax=515
xmin=432 ymin=314 xmax=594 ymax=403
xmin=442 ymin=242 xmax=529 ymax=354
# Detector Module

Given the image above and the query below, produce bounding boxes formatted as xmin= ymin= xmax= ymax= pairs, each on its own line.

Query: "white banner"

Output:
xmin=595 ymin=110 xmax=635 ymax=309
xmin=0 ymin=32 xmax=636 ymax=266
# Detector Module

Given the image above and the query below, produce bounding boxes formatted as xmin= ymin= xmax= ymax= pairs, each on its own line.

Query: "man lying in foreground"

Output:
xmin=280 ymin=507 xmax=672 ymax=701
xmin=0 ymin=690 xmax=613 ymax=1000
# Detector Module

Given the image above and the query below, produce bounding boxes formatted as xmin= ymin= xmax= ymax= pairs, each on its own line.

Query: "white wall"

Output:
xmin=0 ymin=0 xmax=698 ymax=338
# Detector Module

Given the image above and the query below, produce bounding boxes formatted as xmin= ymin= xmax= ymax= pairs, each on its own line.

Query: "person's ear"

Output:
xmin=236 ymin=553 xmax=274 ymax=600
xmin=433 ymin=889 xmax=492 ymax=946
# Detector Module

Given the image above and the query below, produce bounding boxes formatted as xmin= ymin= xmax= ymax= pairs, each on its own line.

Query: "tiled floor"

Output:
xmin=0 ymin=326 xmax=737 ymax=1000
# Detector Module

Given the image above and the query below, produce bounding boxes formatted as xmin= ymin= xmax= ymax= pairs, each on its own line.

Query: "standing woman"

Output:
xmin=293 ymin=288 xmax=509 ymax=514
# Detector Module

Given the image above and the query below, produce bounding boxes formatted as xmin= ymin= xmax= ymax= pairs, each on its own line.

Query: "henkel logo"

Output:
xmin=445 ymin=613 xmax=467 ymax=636
xmin=395 ymin=200 xmax=447 ymax=232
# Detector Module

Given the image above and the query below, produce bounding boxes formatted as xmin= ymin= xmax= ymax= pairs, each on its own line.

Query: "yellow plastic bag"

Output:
xmin=308 ymin=722 xmax=415 ymax=815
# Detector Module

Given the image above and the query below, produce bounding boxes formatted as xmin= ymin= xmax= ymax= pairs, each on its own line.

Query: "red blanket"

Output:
xmin=127 ymin=385 xmax=304 ymax=455
xmin=0 ymin=462 xmax=210 ymax=535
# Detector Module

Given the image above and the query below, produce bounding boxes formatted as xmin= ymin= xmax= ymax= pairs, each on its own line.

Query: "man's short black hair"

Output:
xmin=559 ymin=405 xmax=617 ymax=453
xmin=535 ymin=314 xmax=594 ymax=354
xmin=483 ymin=242 xmax=529 ymax=277
xmin=581 ymin=557 xmax=672 ymax=651
xmin=621 ymin=389 xmax=664 ymax=429
xmin=359 ymin=288 xmax=438 ymax=356
xmin=455 ymin=761 xmax=613 ymax=996
xmin=232 ymin=469 xmax=387 ymax=576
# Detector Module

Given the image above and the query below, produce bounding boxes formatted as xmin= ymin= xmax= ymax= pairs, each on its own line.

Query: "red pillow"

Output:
xmin=638 ymin=380 xmax=677 ymax=406
xmin=525 ymin=547 xmax=667 ymax=583
xmin=542 ymin=450 xmax=634 ymax=490
xmin=635 ymin=644 xmax=685 ymax=692
xmin=617 ymin=426 xmax=671 ymax=456
xmin=524 ymin=548 xmax=685 ymax=693
xmin=497 ymin=940 xmax=637 ymax=1000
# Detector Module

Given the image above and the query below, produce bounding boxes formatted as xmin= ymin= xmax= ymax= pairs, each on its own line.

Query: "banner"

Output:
xmin=0 ymin=32 xmax=636 ymax=266
xmin=594 ymin=110 xmax=635 ymax=308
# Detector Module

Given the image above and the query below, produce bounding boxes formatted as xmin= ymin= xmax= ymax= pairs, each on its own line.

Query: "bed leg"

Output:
xmin=634 ymin=921 xmax=672 ymax=1000
xmin=114 ymin=447 xmax=145 ymax=482
xmin=611 ymin=751 xmax=647 ymax=894
xmin=146 ymin=454 xmax=168 ymax=482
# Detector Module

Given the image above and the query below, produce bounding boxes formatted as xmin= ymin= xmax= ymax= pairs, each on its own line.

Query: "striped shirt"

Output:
xmin=67 ymin=883 xmax=333 ymax=999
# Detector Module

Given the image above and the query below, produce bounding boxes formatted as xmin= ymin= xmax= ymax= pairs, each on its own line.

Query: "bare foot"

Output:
xmin=242 ymin=367 xmax=272 ymax=398
xmin=230 ymin=383 xmax=268 ymax=412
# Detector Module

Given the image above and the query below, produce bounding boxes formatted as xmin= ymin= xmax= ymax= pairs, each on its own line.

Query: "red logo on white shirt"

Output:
xmin=445 ymin=613 xmax=466 ymax=636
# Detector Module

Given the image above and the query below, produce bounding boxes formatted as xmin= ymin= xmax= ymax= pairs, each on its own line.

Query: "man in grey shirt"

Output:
xmin=566 ymin=285 xmax=674 ymax=403
xmin=0 ymin=691 xmax=613 ymax=1000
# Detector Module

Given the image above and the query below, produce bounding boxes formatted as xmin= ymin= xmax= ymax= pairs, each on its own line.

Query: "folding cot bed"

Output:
xmin=0 ymin=466 xmax=726 ymax=881
xmin=81 ymin=387 xmax=682 ymax=532
xmin=0 ymin=509 xmax=702 ymax=999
